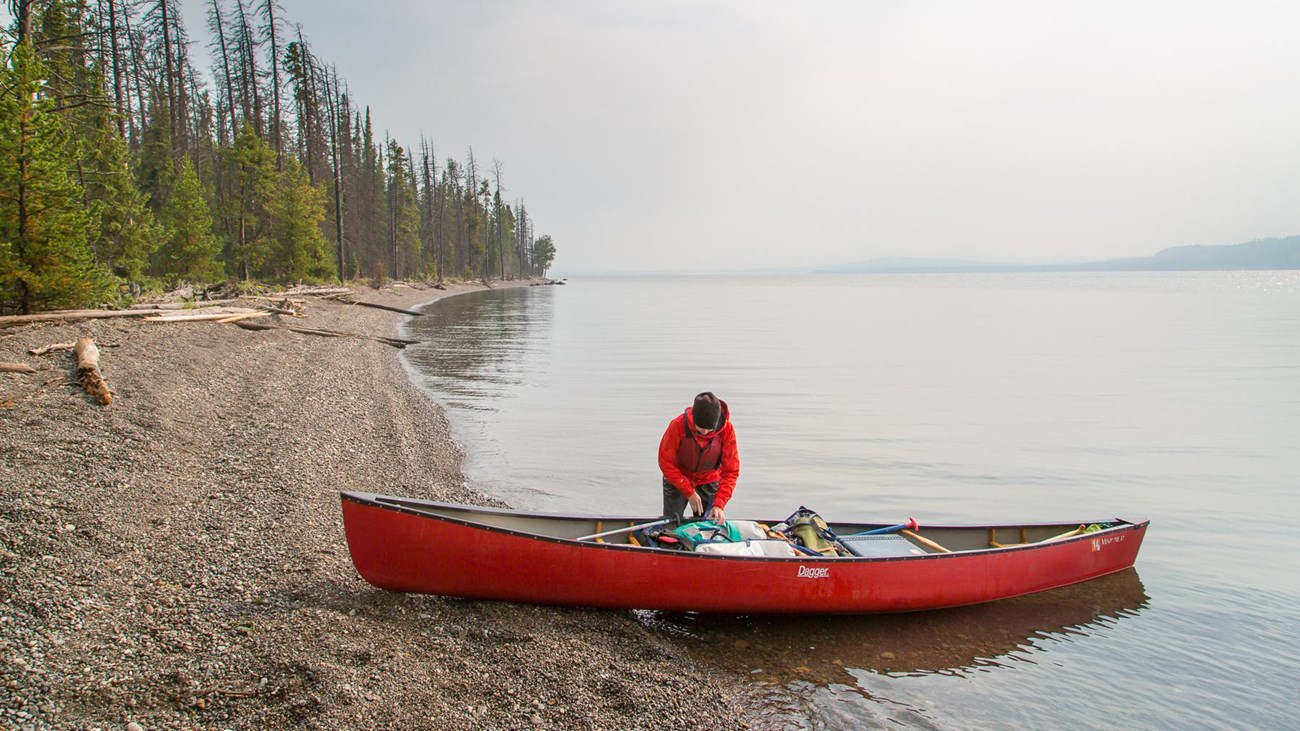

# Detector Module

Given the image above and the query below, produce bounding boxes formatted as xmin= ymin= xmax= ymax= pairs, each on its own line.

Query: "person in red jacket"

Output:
xmin=658 ymin=392 xmax=740 ymax=523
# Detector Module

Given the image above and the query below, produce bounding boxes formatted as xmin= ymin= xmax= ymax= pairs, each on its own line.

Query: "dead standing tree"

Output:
xmin=259 ymin=0 xmax=283 ymax=168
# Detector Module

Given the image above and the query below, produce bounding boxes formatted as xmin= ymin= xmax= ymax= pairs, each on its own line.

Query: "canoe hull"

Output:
xmin=341 ymin=493 xmax=1147 ymax=614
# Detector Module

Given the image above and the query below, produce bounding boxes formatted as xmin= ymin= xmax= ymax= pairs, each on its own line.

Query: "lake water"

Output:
xmin=401 ymin=272 xmax=1300 ymax=730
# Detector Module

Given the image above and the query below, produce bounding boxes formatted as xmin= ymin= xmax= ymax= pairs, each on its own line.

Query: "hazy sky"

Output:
xmin=99 ymin=2 xmax=1300 ymax=271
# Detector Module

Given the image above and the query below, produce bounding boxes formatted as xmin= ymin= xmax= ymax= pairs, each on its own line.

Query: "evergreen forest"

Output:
xmin=0 ymin=0 xmax=558 ymax=315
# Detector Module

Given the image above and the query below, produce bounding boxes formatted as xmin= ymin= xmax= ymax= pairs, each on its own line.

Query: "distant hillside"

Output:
xmin=826 ymin=235 xmax=1300 ymax=274
xmin=1066 ymin=236 xmax=1300 ymax=271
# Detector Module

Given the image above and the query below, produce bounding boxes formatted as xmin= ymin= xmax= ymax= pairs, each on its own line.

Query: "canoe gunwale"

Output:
xmin=341 ymin=491 xmax=1149 ymax=563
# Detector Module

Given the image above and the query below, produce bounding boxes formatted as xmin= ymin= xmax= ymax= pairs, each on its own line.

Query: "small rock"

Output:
xmin=126 ymin=722 xmax=144 ymax=731
xmin=880 ymin=651 xmax=896 ymax=661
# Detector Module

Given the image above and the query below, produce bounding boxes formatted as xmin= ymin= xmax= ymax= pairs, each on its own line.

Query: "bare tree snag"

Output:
xmin=74 ymin=338 xmax=113 ymax=406
xmin=0 ymin=363 xmax=37 ymax=374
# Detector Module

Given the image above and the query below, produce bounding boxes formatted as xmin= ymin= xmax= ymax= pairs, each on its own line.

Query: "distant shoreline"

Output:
xmin=558 ymin=234 xmax=1300 ymax=278
xmin=818 ymin=235 xmax=1300 ymax=275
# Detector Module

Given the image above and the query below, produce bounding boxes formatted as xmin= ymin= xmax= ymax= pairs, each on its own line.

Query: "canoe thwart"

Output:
xmin=989 ymin=527 xmax=1031 ymax=549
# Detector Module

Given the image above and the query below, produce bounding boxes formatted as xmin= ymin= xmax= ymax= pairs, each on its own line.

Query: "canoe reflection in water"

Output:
xmin=641 ymin=568 xmax=1148 ymax=687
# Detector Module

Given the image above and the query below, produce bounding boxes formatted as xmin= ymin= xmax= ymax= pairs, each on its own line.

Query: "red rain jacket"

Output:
xmin=658 ymin=401 xmax=740 ymax=509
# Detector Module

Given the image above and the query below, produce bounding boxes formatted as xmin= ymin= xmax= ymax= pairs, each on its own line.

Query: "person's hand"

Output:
xmin=687 ymin=491 xmax=704 ymax=518
xmin=707 ymin=505 xmax=725 ymax=523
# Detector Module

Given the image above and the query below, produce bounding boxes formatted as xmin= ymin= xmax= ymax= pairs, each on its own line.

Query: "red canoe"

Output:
xmin=340 ymin=491 xmax=1148 ymax=614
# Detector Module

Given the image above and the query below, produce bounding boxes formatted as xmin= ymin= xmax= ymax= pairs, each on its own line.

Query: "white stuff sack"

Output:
xmin=727 ymin=520 xmax=769 ymax=540
xmin=695 ymin=539 xmax=798 ymax=558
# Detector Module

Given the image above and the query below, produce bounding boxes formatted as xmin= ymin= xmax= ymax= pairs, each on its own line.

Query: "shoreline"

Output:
xmin=0 ymin=280 xmax=759 ymax=730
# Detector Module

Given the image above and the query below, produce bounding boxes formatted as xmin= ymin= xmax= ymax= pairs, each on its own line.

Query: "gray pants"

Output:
xmin=662 ymin=479 xmax=719 ymax=522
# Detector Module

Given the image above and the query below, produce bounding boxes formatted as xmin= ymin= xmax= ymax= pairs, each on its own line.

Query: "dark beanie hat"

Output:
xmin=693 ymin=392 xmax=721 ymax=430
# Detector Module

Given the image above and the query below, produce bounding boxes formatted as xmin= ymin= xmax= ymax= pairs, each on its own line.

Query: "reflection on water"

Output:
xmin=402 ymin=287 xmax=550 ymax=410
xmin=644 ymin=569 xmax=1148 ymax=686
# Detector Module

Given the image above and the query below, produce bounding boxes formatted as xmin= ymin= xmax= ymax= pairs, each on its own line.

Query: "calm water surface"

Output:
xmin=401 ymin=273 xmax=1300 ymax=730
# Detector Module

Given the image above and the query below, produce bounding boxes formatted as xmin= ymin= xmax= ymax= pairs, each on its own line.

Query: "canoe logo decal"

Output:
xmin=796 ymin=565 xmax=830 ymax=579
xmin=1092 ymin=534 xmax=1126 ymax=552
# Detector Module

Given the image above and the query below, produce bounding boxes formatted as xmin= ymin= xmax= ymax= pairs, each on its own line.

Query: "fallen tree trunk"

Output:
xmin=74 ymin=338 xmax=112 ymax=405
xmin=0 ymin=363 xmax=37 ymax=374
xmin=234 ymin=321 xmax=417 ymax=349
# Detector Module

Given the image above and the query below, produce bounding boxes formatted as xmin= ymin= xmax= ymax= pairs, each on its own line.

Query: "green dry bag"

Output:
xmin=672 ymin=520 xmax=742 ymax=550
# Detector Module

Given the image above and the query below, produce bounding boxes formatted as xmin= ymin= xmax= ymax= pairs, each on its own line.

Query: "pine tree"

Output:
xmin=221 ymin=122 xmax=274 ymax=279
xmin=266 ymin=156 xmax=332 ymax=282
xmin=32 ymin=1 xmax=166 ymax=287
xmin=5 ymin=1 xmax=555 ymax=297
xmin=385 ymin=139 xmax=420 ymax=279
xmin=135 ymin=98 xmax=177 ymax=209
xmin=90 ymin=127 xmax=167 ymax=284
xmin=356 ymin=108 xmax=384 ymax=277
xmin=157 ymin=157 xmax=222 ymax=283
xmin=0 ymin=43 xmax=112 ymax=314
xmin=532 ymin=234 xmax=556 ymax=277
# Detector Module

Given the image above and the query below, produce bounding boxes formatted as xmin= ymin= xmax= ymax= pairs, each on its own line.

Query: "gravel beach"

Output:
xmin=0 ymin=281 xmax=762 ymax=730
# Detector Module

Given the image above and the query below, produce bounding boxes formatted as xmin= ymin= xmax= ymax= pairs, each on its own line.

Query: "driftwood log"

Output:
xmin=127 ymin=299 xmax=241 ymax=310
xmin=338 ymin=298 xmax=424 ymax=317
xmin=256 ymin=304 xmax=301 ymax=316
xmin=214 ymin=312 xmax=272 ymax=324
xmin=283 ymin=286 xmax=351 ymax=296
xmin=234 ymin=320 xmax=417 ymax=349
xmin=0 ymin=309 xmax=169 ymax=328
xmin=74 ymin=338 xmax=112 ymax=405
xmin=29 ymin=341 xmax=77 ymax=356
xmin=141 ymin=308 xmax=259 ymax=323
xmin=2 ymin=300 xmax=286 ymax=328
xmin=0 ymin=363 xmax=37 ymax=374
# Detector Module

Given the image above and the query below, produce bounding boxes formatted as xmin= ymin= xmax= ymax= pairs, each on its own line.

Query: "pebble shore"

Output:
xmin=0 ymin=281 xmax=762 ymax=730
